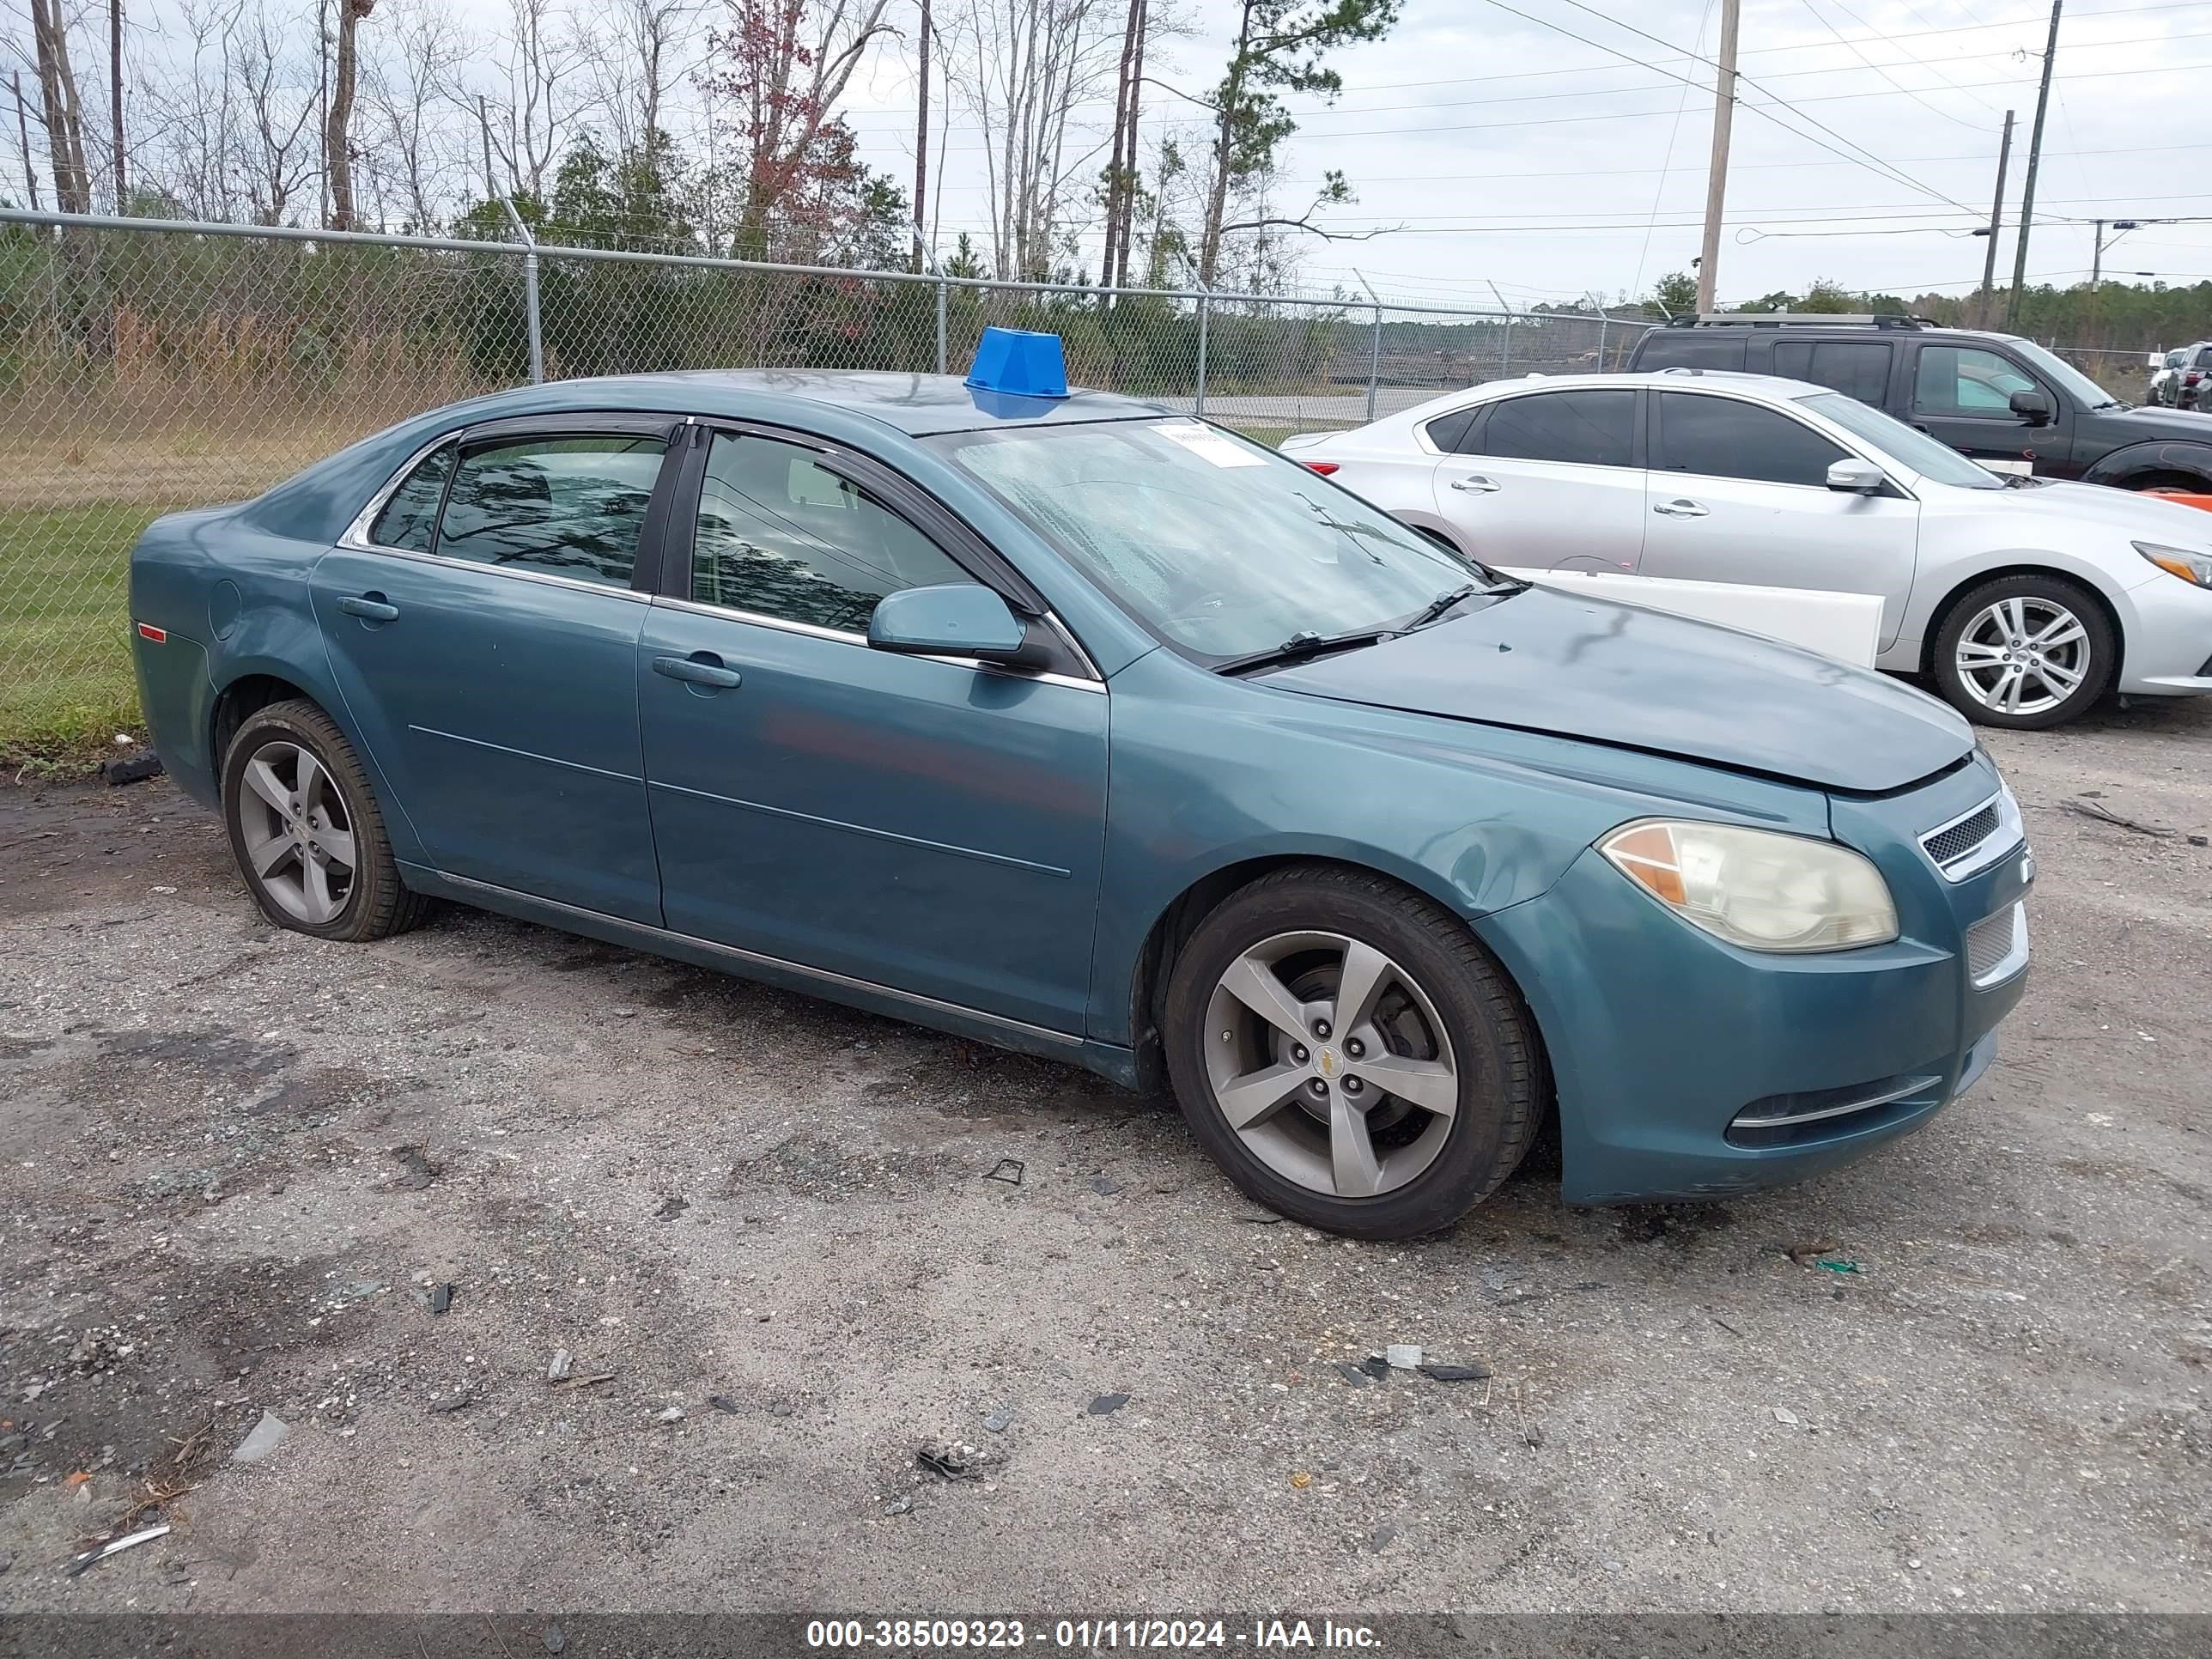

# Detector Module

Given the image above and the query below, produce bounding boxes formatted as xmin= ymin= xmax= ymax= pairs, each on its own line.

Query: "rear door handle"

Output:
xmin=1449 ymin=474 xmax=1501 ymax=494
xmin=339 ymin=593 xmax=399 ymax=623
xmin=653 ymin=653 xmax=743 ymax=690
xmin=1653 ymin=499 xmax=1709 ymax=518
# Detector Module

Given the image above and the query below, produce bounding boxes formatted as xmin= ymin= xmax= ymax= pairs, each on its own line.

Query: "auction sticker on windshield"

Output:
xmin=1155 ymin=420 xmax=1266 ymax=466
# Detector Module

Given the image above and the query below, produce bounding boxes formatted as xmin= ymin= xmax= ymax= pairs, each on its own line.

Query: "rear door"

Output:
xmin=312 ymin=415 xmax=678 ymax=923
xmin=1770 ymin=338 xmax=1896 ymax=410
xmin=1428 ymin=386 xmax=1646 ymax=571
xmin=1638 ymin=389 xmax=1921 ymax=649
xmin=1905 ymin=340 xmax=2077 ymax=477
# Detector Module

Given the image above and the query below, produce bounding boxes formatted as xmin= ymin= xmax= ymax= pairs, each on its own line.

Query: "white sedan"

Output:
xmin=1279 ymin=369 xmax=2212 ymax=729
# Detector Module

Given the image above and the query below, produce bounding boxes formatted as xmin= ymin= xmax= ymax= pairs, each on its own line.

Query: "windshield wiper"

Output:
xmin=1401 ymin=582 xmax=1489 ymax=630
xmin=1214 ymin=626 xmax=1401 ymax=677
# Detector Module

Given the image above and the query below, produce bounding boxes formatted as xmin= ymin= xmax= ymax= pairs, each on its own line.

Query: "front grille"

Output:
xmin=1965 ymin=902 xmax=2028 ymax=987
xmin=1923 ymin=803 xmax=1999 ymax=867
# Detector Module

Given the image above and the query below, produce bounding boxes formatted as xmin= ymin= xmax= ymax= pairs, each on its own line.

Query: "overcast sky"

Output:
xmin=830 ymin=0 xmax=2212 ymax=310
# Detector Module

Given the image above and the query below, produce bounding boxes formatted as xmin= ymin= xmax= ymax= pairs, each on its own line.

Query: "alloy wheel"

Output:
xmin=1953 ymin=595 xmax=2090 ymax=717
xmin=1201 ymin=930 xmax=1459 ymax=1200
xmin=235 ymin=739 xmax=358 ymax=925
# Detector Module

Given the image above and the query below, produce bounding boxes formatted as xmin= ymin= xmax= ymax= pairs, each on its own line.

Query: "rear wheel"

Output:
xmin=1162 ymin=864 xmax=1541 ymax=1238
xmin=1931 ymin=575 xmax=2115 ymax=730
xmin=221 ymin=698 xmax=425 ymax=941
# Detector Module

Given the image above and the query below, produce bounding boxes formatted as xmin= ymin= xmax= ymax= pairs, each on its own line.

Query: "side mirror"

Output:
xmin=2008 ymin=387 xmax=2053 ymax=426
xmin=867 ymin=583 xmax=1036 ymax=664
xmin=1826 ymin=459 xmax=1886 ymax=495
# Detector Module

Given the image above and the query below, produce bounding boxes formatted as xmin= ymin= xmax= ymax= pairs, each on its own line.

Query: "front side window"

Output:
xmin=1469 ymin=389 xmax=1636 ymax=468
xmin=1797 ymin=392 xmax=2000 ymax=489
xmin=1655 ymin=392 xmax=1845 ymax=487
xmin=1913 ymin=346 xmax=2039 ymax=416
xmin=369 ymin=443 xmax=453 ymax=552
xmin=931 ymin=418 xmax=1491 ymax=661
xmin=691 ymin=433 xmax=969 ymax=633
xmin=436 ymin=434 xmax=667 ymax=587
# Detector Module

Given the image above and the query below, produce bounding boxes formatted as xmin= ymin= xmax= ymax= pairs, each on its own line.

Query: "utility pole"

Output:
xmin=107 ymin=0 xmax=124 ymax=207
xmin=1976 ymin=110 xmax=2013 ymax=328
xmin=911 ymin=0 xmax=929 ymax=273
xmin=2007 ymin=0 xmax=2063 ymax=328
xmin=1694 ymin=0 xmax=1743 ymax=313
xmin=2089 ymin=217 xmax=2137 ymax=342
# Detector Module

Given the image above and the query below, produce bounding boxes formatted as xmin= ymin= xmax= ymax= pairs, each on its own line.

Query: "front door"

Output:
xmin=1427 ymin=386 xmax=1647 ymax=572
xmin=311 ymin=418 xmax=678 ymax=923
xmin=1638 ymin=389 xmax=1921 ymax=650
xmin=637 ymin=426 xmax=1108 ymax=1034
xmin=1905 ymin=341 xmax=2077 ymax=478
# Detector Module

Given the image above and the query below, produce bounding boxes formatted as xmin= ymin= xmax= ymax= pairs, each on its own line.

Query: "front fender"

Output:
xmin=2083 ymin=439 xmax=2212 ymax=489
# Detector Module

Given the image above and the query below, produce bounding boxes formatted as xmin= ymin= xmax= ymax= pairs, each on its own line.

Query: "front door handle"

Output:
xmin=1449 ymin=474 xmax=1502 ymax=494
xmin=653 ymin=652 xmax=743 ymax=690
xmin=1653 ymin=499 xmax=1709 ymax=518
xmin=339 ymin=592 xmax=399 ymax=623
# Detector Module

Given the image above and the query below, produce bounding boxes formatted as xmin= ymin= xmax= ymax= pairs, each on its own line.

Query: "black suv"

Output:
xmin=1628 ymin=313 xmax=2212 ymax=492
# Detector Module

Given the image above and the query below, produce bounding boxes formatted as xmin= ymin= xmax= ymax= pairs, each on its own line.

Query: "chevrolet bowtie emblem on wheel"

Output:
xmin=1318 ymin=1049 xmax=1339 ymax=1079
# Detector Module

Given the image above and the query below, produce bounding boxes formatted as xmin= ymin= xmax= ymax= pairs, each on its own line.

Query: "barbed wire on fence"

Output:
xmin=0 ymin=207 xmax=1656 ymax=754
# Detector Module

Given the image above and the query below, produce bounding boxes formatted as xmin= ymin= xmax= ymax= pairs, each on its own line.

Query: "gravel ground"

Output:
xmin=0 ymin=696 xmax=2207 ymax=1617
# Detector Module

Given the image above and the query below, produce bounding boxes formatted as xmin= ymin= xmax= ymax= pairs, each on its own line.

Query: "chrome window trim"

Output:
xmin=436 ymin=870 xmax=1085 ymax=1049
xmin=650 ymin=595 xmax=1104 ymax=693
xmin=1921 ymin=786 xmax=2026 ymax=882
xmin=337 ymin=432 xmax=456 ymax=552
xmin=327 ymin=541 xmax=650 ymax=603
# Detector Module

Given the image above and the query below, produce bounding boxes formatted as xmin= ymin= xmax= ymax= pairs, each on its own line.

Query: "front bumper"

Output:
xmin=2116 ymin=570 xmax=2212 ymax=696
xmin=1474 ymin=761 xmax=2031 ymax=1206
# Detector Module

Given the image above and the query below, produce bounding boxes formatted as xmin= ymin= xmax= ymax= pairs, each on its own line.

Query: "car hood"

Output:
xmin=2100 ymin=404 xmax=2212 ymax=441
xmin=1257 ymin=585 xmax=1974 ymax=794
xmin=1998 ymin=478 xmax=2212 ymax=542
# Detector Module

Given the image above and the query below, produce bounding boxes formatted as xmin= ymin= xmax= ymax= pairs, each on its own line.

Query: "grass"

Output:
xmin=0 ymin=503 xmax=152 ymax=773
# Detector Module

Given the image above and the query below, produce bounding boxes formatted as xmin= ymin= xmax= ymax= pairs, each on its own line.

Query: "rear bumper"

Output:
xmin=131 ymin=626 xmax=221 ymax=810
xmin=1475 ymin=763 xmax=2031 ymax=1206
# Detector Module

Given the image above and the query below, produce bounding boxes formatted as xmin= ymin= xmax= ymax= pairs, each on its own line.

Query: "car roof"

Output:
xmin=1471 ymin=369 xmax=1833 ymax=399
xmin=471 ymin=369 xmax=1170 ymax=436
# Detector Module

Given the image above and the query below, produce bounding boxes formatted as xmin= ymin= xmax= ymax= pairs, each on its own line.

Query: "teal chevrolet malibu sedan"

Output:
xmin=127 ymin=355 xmax=2033 ymax=1237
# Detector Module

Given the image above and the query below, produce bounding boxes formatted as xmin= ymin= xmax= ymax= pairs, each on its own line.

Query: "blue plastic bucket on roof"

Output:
xmin=965 ymin=327 xmax=1069 ymax=399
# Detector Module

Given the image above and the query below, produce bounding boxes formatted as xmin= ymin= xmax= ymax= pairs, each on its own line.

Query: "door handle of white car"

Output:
xmin=1449 ymin=475 xmax=1502 ymax=494
xmin=1654 ymin=499 xmax=1709 ymax=518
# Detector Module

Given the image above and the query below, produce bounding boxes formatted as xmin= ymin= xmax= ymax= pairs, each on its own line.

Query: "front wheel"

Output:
xmin=1161 ymin=865 xmax=1542 ymax=1238
xmin=1930 ymin=575 xmax=2115 ymax=729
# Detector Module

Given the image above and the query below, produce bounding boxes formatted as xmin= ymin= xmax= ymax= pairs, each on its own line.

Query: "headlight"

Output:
xmin=1600 ymin=820 xmax=1899 ymax=953
xmin=2134 ymin=540 xmax=2212 ymax=587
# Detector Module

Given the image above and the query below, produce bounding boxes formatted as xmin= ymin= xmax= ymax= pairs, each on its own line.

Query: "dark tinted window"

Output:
xmin=692 ymin=433 xmax=968 ymax=632
xmin=369 ymin=443 xmax=453 ymax=552
xmin=1470 ymin=389 xmax=1636 ymax=468
xmin=1771 ymin=340 xmax=1893 ymax=405
xmin=2194 ymin=346 xmax=2212 ymax=368
xmin=1634 ymin=332 xmax=1747 ymax=371
xmin=436 ymin=434 xmax=666 ymax=588
xmin=1423 ymin=406 xmax=1479 ymax=453
xmin=1655 ymin=392 xmax=1846 ymax=486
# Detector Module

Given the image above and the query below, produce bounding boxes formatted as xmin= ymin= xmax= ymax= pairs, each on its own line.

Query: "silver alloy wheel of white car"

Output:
xmin=1951 ymin=595 xmax=2092 ymax=717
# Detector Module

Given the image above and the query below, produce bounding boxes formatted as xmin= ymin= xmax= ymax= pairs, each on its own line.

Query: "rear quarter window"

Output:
xmin=1634 ymin=332 xmax=1747 ymax=372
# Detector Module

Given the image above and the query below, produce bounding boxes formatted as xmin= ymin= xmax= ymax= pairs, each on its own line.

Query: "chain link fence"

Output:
xmin=0 ymin=207 xmax=1651 ymax=757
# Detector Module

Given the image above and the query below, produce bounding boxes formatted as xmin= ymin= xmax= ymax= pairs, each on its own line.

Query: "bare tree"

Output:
xmin=357 ymin=0 xmax=465 ymax=228
xmin=26 ymin=0 xmax=94 ymax=213
xmin=583 ymin=0 xmax=696 ymax=155
xmin=228 ymin=0 xmax=320 ymax=223
xmin=107 ymin=0 xmax=124 ymax=204
xmin=482 ymin=0 xmax=586 ymax=198
xmin=131 ymin=0 xmax=245 ymax=218
xmin=945 ymin=0 xmax=1120 ymax=280
xmin=910 ymin=0 xmax=927 ymax=270
xmin=324 ymin=0 xmax=370 ymax=226
xmin=11 ymin=70 xmax=41 ymax=209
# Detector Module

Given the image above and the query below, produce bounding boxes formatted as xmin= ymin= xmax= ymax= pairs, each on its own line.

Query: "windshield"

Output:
xmin=2003 ymin=337 xmax=2123 ymax=409
xmin=930 ymin=419 xmax=1496 ymax=659
xmin=1797 ymin=392 xmax=2003 ymax=490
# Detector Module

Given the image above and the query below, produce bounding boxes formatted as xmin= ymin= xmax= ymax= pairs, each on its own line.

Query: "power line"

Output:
xmin=1790 ymin=0 xmax=1996 ymax=129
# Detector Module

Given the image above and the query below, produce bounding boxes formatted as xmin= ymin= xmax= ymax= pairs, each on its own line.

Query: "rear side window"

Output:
xmin=1634 ymin=332 xmax=1747 ymax=372
xmin=1422 ymin=406 xmax=1480 ymax=453
xmin=1655 ymin=392 xmax=1845 ymax=486
xmin=2195 ymin=347 xmax=2212 ymax=369
xmin=1469 ymin=389 xmax=1637 ymax=468
xmin=369 ymin=443 xmax=453 ymax=552
xmin=436 ymin=434 xmax=668 ymax=588
xmin=691 ymin=432 xmax=969 ymax=632
xmin=1771 ymin=340 xmax=1893 ymax=406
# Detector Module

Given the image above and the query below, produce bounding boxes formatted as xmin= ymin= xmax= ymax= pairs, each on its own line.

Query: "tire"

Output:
xmin=1161 ymin=863 xmax=1542 ymax=1238
xmin=221 ymin=697 xmax=427 ymax=941
xmin=1930 ymin=574 xmax=2116 ymax=730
